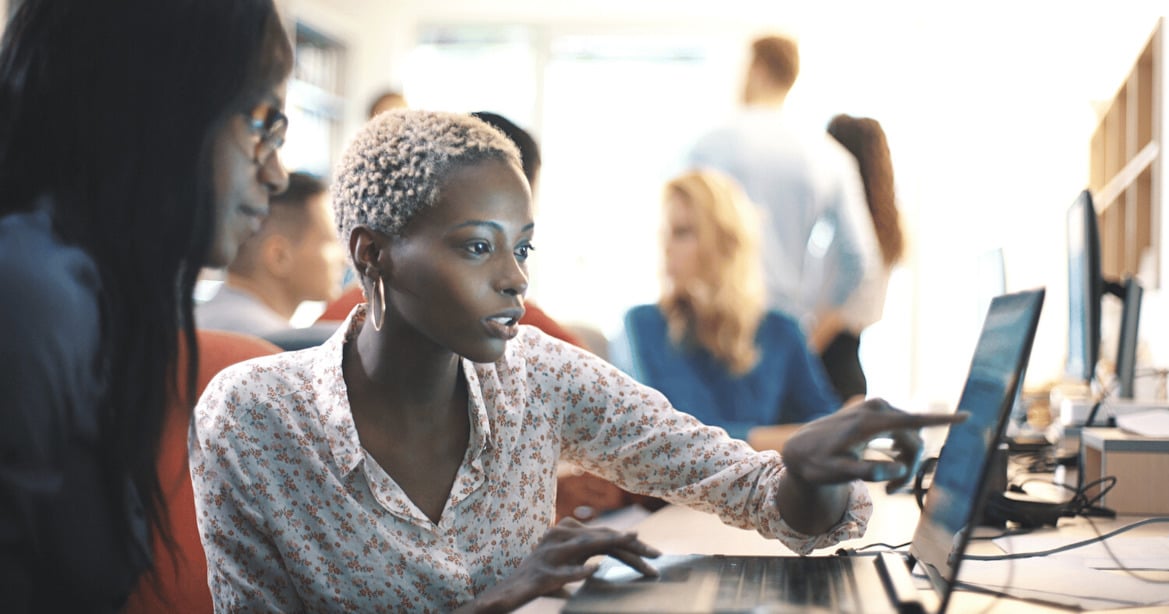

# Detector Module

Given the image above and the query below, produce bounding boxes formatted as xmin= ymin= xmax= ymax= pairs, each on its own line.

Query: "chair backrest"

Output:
xmin=315 ymin=284 xmax=363 ymax=323
xmin=122 ymin=330 xmax=281 ymax=614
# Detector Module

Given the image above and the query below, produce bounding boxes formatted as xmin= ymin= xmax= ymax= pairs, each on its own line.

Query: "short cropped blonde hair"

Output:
xmin=331 ymin=109 xmax=522 ymax=248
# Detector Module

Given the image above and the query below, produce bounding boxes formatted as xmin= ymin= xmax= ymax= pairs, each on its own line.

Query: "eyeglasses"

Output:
xmin=242 ymin=103 xmax=288 ymax=165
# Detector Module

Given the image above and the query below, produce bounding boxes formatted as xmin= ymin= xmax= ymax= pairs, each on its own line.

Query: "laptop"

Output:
xmin=565 ymin=288 xmax=1046 ymax=614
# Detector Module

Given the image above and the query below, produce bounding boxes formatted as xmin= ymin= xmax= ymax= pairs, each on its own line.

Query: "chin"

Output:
xmin=460 ymin=341 xmax=509 ymax=365
xmin=203 ymin=243 xmax=234 ymax=269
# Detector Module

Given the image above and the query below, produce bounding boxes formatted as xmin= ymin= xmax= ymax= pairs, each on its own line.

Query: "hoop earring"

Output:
xmin=369 ymin=275 xmax=386 ymax=332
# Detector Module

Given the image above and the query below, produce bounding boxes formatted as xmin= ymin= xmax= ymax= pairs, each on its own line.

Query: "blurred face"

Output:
xmin=663 ymin=194 xmax=700 ymax=285
xmin=205 ymin=81 xmax=291 ymax=268
xmin=383 ymin=158 xmax=533 ymax=363
xmin=288 ymin=192 xmax=345 ymax=303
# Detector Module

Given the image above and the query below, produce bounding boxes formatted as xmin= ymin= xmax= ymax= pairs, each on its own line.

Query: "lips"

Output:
xmin=484 ymin=307 xmax=525 ymax=340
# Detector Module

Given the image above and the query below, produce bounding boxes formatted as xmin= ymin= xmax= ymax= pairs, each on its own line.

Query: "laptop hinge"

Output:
xmin=877 ymin=551 xmax=924 ymax=614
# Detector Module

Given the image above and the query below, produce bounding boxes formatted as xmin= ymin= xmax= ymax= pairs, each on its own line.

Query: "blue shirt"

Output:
xmin=621 ymin=305 xmax=840 ymax=440
xmin=0 ymin=201 xmax=149 ymax=612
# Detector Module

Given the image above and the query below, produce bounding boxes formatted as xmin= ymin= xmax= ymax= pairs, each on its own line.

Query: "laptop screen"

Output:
xmin=909 ymin=289 xmax=1045 ymax=612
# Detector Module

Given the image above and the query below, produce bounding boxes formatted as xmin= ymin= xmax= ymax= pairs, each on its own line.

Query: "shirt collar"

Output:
xmin=314 ymin=303 xmax=365 ymax=475
xmin=315 ymin=303 xmax=494 ymax=473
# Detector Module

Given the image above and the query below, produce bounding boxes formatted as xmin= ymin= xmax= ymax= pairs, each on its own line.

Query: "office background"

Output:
xmin=5 ymin=0 xmax=1164 ymax=412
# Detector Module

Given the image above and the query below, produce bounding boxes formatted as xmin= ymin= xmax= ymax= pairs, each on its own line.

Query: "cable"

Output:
xmin=962 ymin=516 xmax=1169 ymax=561
xmin=833 ymin=541 xmax=910 ymax=557
xmin=1082 ymin=375 xmax=1116 ymax=428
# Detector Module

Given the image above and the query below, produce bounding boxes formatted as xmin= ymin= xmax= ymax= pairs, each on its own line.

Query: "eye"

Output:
xmin=514 ymin=242 xmax=535 ymax=262
xmin=464 ymin=240 xmax=491 ymax=256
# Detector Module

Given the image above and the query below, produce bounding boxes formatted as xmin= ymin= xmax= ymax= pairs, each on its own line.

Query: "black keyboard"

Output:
xmin=710 ymin=555 xmax=860 ymax=611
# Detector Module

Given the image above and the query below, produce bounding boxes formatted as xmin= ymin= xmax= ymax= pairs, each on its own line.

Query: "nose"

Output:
xmin=496 ymin=254 xmax=529 ymax=298
xmin=261 ymin=150 xmax=290 ymax=195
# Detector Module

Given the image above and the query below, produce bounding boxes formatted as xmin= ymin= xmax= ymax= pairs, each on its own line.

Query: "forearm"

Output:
xmin=775 ymin=469 xmax=850 ymax=536
xmin=807 ymin=309 xmax=845 ymax=354
xmin=746 ymin=424 xmax=803 ymax=452
xmin=452 ymin=585 xmax=530 ymax=614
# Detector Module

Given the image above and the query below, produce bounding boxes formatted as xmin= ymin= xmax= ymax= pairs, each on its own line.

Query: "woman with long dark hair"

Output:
xmin=0 ymin=1 xmax=292 ymax=610
xmin=814 ymin=114 xmax=905 ymax=400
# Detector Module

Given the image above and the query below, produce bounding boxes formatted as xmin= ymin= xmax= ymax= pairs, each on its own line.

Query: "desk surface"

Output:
xmin=517 ymin=483 xmax=1169 ymax=613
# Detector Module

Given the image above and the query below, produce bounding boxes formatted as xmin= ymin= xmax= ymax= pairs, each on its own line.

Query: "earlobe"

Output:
xmin=350 ymin=226 xmax=389 ymax=280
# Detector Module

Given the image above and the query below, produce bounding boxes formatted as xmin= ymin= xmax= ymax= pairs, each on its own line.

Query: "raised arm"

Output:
xmin=777 ymin=398 xmax=967 ymax=534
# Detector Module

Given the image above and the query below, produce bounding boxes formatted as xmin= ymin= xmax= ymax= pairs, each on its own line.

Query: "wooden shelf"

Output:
xmin=284 ymin=19 xmax=347 ymax=178
xmin=1091 ymin=19 xmax=1163 ymax=286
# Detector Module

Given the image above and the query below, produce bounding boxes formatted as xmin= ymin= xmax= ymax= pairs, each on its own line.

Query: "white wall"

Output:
xmin=273 ymin=2 xmax=1169 ymax=407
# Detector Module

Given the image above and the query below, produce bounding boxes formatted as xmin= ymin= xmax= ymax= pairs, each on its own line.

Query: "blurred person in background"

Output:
xmin=684 ymin=34 xmax=881 ymax=401
xmin=617 ymin=169 xmax=841 ymax=442
xmin=816 ymin=114 xmax=905 ymax=399
xmin=197 ymin=171 xmax=345 ymax=338
xmin=368 ymin=88 xmax=408 ymax=118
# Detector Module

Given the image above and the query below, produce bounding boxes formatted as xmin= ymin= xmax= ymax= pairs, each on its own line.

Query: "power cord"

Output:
xmin=913 ymin=454 xmax=1118 ymax=528
xmin=962 ymin=516 xmax=1169 ymax=561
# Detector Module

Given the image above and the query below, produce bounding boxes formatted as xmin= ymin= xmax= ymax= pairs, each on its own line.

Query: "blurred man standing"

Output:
xmin=684 ymin=35 xmax=880 ymax=394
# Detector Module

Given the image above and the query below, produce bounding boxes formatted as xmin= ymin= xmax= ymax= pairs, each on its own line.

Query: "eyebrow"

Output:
xmin=449 ymin=220 xmax=535 ymax=234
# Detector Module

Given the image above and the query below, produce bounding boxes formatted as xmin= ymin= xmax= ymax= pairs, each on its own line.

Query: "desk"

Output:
xmin=517 ymin=484 xmax=1169 ymax=613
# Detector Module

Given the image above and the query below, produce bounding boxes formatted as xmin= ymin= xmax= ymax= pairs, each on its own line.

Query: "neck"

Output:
xmin=225 ymin=272 xmax=299 ymax=320
xmin=745 ymin=90 xmax=786 ymax=109
xmin=345 ymin=316 xmax=463 ymax=420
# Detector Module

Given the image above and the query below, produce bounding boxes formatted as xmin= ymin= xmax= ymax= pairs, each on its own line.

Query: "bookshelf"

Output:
xmin=1089 ymin=18 xmax=1163 ymax=288
xmin=285 ymin=20 xmax=347 ymax=178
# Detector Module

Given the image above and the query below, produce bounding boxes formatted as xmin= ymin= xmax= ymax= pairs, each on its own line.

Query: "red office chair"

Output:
xmin=122 ymin=330 xmax=281 ymax=614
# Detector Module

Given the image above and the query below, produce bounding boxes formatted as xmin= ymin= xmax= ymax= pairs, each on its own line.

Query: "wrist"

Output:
xmin=460 ymin=583 xmax=525 ymax=614
xmin=777 ymin=468 xmax=849 ymax=535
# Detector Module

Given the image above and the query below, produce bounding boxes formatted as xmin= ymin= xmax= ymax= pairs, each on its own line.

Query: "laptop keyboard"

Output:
xmin=712 ymin=556 xmax=860 ymax=611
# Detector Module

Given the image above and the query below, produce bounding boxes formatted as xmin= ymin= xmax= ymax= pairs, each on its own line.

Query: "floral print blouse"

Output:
xmin=189 ymin=306 xmax=872 ymax=613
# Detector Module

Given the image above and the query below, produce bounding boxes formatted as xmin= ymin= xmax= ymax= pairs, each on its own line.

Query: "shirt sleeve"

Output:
xmin=0 ymin=212 xmax=103 ymax=611
xmin=544 ymin=337 xmax=871 ymax=555
xmin=188 ymin=368 xmax=304 ymax=613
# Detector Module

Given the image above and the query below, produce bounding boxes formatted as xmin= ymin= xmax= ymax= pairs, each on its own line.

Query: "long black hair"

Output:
xmin=0 ymin=0 xmax=292 ymax=562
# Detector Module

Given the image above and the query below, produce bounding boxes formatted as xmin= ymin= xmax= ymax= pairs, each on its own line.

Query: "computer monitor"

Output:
xmin=1066 ymin=190 xmax=1143 ymax=398
xmin=1066 ymin=190 xmax=1102 ymax=385
xmin=1114 ymin=277 xmax=1143 ymax=399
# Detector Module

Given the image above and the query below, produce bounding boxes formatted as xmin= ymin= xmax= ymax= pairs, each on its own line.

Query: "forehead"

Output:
xmin=411 ymin=158 xmax=532 ymax=230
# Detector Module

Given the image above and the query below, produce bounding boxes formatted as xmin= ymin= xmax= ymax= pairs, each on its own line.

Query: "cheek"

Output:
xmin=208 ymin=129 xmax=236 ymax=221
xmin=668 ymin=239 xmax=697 ymax=269
xmin=397 ymin=262 xmax=482 ymax=319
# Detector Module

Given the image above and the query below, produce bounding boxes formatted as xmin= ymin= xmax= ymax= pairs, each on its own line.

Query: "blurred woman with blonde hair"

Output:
xmin=620 ymin=169 xmax=840 ymax=441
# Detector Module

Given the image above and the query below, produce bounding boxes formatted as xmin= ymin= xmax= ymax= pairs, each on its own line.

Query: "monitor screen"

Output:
xmin=1115 ymin=277 xmax=1143 ymax=399
xmin=1066 ymin=191 xmax=1101 ymax=384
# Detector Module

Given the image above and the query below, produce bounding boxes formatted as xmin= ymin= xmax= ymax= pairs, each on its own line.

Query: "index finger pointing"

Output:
xmin=866 ymin=410 xmax=968 ymax=436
